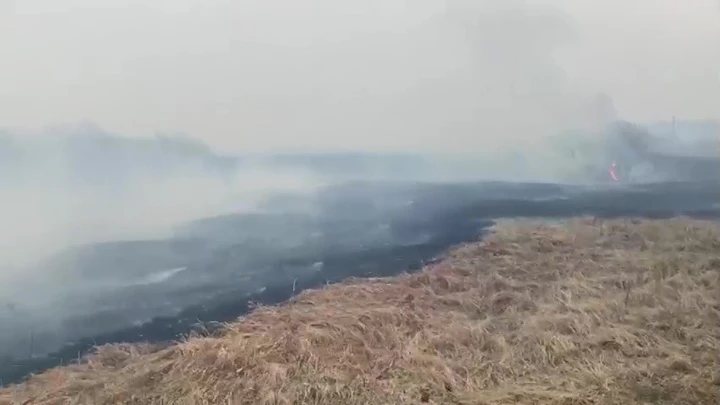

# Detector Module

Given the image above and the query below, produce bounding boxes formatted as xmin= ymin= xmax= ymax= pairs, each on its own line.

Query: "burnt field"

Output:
xmin=0 ymin=179 xmax=718 ymax=385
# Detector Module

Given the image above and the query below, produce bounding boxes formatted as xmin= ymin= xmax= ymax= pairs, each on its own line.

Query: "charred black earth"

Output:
xmin=1 ymin=179 xmax=718 ymax=385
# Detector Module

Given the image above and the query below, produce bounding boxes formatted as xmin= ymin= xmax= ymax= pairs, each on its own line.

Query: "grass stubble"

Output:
xmin=0 ymin=217 xmax=718 ymax=404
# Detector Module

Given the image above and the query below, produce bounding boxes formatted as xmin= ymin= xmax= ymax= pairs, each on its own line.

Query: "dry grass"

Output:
xmin=1 ymin=217 xmax=718 ymax=405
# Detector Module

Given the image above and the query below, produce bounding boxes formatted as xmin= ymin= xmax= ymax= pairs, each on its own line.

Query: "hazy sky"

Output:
xmin=1 ymin=0 xmax=718 ymax=152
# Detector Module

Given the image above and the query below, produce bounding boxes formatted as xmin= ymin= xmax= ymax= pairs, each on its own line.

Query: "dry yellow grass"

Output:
xmin=1 ymin=217 xmax=718 ymax=405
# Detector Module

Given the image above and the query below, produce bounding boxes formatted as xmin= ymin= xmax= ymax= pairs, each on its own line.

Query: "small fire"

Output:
xmin=608 ymin=161 xmax=619 ymax=182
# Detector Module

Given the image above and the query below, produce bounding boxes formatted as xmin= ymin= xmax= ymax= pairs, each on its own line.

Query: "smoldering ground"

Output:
xmin=0 ymin=0 xmax=718 ymax=387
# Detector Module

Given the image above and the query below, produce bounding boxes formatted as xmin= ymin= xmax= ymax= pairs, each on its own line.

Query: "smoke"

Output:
xmin=2 ymin=0 xmax=717 ymax=154
xmin=0 ymin=0 xmax=717 ymax=268
xmin=0 ymin=125 xmax=323 ymax=275
xmin=1 ymin=1 xmax=720 ymax=380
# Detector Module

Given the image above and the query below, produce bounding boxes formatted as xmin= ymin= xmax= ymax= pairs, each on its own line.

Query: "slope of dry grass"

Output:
xmin=1 ymin=217 xmax=718 ymax=405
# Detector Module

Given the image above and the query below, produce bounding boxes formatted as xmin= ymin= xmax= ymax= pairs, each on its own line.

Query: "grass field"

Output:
xmin=1 ymin=217 xmax=718 ymax=405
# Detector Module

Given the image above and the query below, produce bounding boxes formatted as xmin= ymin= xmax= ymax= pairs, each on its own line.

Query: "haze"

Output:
xmin=0 ymin=0 xmax=719 ymax=270
xmin=1 ymin=0 xmax=718 ymax=152
xmin=0 ymin=0 xmax=719 ymax=375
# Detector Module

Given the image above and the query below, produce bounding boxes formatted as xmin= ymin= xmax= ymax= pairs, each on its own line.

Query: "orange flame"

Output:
xmin=608 ymin=162 xmax=619 ymax=182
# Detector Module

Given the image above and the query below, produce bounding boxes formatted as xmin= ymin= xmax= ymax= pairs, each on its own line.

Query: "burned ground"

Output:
xmin=1 ymin=217 xmax=717 ymax=405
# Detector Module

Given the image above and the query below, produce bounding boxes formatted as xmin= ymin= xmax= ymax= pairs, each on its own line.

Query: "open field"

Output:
xmin=1 ymin=217 xmax=718 ymax=404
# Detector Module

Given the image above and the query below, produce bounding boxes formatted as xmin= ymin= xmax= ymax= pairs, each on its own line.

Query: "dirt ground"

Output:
xmin=1 ymin=217 xmax=718 ymax=405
